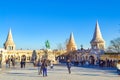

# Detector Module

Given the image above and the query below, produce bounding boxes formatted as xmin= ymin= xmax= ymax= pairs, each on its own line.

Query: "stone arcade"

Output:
xmin=0 ymin=21 xmax=106 ymax=66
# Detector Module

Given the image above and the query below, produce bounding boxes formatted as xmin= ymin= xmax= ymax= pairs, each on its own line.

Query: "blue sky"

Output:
xmin=0 ymin=0 xmax=120 ymax=50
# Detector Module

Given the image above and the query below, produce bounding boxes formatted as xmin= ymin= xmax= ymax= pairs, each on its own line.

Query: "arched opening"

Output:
xmin=89 ymin=55 xmax=95 ymax=65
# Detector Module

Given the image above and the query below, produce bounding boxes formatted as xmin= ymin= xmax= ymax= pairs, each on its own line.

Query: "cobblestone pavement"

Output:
xmin=0 ymin=63 xmax=120 ymax=80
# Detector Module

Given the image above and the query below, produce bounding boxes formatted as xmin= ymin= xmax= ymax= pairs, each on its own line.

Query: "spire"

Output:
xmin=4 ymin=28 xmax=15 ymax=50
xmin=91 ymin=21 xmax=105 ymax=43
xmin=90 ymin=21 xmax=105 ymax=50
xmin=67 ymin=32 xmax=77 ymax=52
xmin=68 ymin=32 xmax=76 ymax=45
xmin=6 ymin=28 xmax=14 ymax=42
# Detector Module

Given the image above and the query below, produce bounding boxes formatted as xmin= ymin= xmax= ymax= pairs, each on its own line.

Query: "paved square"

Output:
xmin=0 ymin=63 xmax=119 ymax=80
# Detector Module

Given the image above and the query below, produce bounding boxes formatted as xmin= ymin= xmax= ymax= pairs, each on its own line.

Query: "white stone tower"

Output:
xmin=66 ymin=32 xmax=77 ymax=52
xmin=4 ymin=28 xmax=15 ymax=50
xmin=90 ymin=21 xmax=105 ymax=50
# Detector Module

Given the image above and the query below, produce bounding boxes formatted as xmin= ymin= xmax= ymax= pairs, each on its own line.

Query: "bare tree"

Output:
xmin=56 ymin=39 xmax=69 ymax=50
xmin=108 ymin=37 xmax=120 ymax=53
xmin=57 ymin=43 xmax=63 ymax=50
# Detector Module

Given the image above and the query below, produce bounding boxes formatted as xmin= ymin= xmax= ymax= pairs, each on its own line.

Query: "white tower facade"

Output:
xmin=4 ymin=29 xmax=15 ymax=50
xmin=90 ymin=21 xmax=105 ymax=50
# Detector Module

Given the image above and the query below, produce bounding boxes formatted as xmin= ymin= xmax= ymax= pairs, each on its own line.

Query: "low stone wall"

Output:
xmin=100 ymin=54 xmax=120 ymax=60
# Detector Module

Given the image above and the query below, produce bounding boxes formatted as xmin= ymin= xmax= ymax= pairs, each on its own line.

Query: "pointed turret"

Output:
xmin=90 ymin=21 xmax=105 ymax=50
xmin=4 ymin=28 xmax=15 ymax=50
xmin=66 ymin=32 xmax=77 ymax=52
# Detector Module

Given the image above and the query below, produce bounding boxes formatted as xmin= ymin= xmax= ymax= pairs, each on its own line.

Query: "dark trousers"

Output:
xmin=68 ymin=67 xmax=71 ymax=74
xmin=23 ymin=62 xmax=25 ymax=68
xmin=21 ymin=62 xmax=23 ymax=68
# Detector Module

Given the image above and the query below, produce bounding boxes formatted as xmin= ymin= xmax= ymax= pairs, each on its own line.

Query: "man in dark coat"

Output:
xmin=66 ymin=59 xmax=72 ymax=74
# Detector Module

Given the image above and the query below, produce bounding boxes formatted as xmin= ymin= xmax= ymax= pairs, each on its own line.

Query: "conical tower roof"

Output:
xmin=66 ymin=32 xmax=77 ymax=52
xmin=68 ymin=32 xmax=76 ymax=45
xmin=4 ymin=28 xmax=15 ymax=46
xmin=91 ymin=21 xmax=105 ymax=43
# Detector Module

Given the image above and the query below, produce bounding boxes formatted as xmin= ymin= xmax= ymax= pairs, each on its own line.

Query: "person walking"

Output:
xmin=50 ymin=60 xmax=54 ymax=69
xmin=23 ymin=57 xmax=26 ymax=68
xmin=66 ymin=59 xmax=72 ymax=74
xmin=11 ymin=57 xmax=15 ymax=68
xmin=37 ymin=59 xmax=42 ymax=75
xmin=20 ymin=59 xmax=23 ymax=68
xmin=5 ymin=58 xmax=9 ymax=68
xmin=41 ymin=59 xmax=48 ymax=77
xmin=6 ymin=58 xmax=11 ymax=68
xmin=20 ymin=58 xmax=25 ymax=68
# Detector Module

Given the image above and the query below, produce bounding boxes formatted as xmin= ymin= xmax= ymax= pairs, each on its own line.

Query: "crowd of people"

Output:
xmin=98 ymin=59 xmax=117 ymax=67
xmin=72 ymin=58 xmax=118 ymax=68
xmin=4 ymin=56 xmax=55 ymax=77
xmin=3 ymin=57 xmax=120 ymax=76
xmin=5 ymin=56 xmax=16 ymax=68
xmin=5 ymin=56 xmax=26 ymax=69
